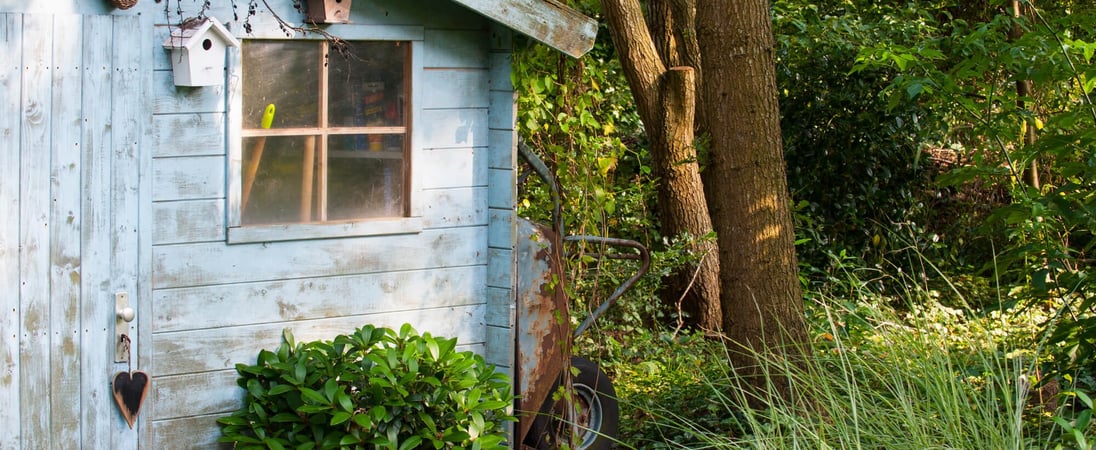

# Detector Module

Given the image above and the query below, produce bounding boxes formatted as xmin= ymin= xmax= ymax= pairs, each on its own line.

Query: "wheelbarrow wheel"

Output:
xmin=527 ymin=356 xmax=619 ymax=450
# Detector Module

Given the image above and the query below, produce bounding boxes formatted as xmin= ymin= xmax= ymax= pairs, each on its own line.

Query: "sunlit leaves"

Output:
xmin=218 ymin=325 xmax=515 ymax=449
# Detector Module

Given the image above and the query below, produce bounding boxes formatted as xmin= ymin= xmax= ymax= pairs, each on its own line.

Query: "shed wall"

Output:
xmin=0 ymin=0 xmax=518 ymax=448
xmin=147 ymin=2 xmax=516 ymax=447
xmin=0 ymin=13 xmax=149 ymax=449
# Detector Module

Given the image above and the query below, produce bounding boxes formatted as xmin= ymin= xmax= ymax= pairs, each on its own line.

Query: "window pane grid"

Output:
xmin=240 ymin=39 xmax=410 ymax=226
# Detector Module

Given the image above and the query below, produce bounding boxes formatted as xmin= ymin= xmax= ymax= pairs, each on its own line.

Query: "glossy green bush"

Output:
xmin=217 ymin=324 xmax=515 ymax=450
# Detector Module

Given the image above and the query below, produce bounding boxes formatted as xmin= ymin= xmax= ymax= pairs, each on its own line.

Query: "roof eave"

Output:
xmin=450 ymin=0 xmax=597 ymax=58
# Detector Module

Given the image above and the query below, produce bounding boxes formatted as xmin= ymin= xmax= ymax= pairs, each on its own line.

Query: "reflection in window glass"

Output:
xmin=327 ymin=135 xmax=404 ymax=220
xmin=242 ymin=42 xmax=319 ymax=129
xmin=241 ymin=136 xmax=315 ymax=225
xmin=239 ymin=40 xmax=410 ymax=225
xmin=328 ymin=42 xmax=408 ymax=128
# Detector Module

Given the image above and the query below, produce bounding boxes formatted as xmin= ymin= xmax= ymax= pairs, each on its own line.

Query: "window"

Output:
xmin=238 ymin=40 xmax=411 ymax=228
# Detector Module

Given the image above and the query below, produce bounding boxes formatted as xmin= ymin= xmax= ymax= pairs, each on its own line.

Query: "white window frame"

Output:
xmin=225 ymin=25 xmax=425 ymax=244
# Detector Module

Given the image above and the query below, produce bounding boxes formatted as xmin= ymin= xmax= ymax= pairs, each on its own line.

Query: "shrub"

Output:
xmin=217 ymin=324 xmax=515 ymax=450
xmin=774 ymin=1 xmax=942 ymax=272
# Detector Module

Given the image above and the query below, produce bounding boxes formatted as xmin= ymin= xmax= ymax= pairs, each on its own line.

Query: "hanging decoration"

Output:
xmin=112 ymin=334 xmax=150 ymax=429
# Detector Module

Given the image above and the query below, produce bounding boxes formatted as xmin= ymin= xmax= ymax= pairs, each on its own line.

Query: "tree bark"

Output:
xmin=600 ymin=0 xmax=722 ymax=330
xmin=1011 ymin=0 xmax=1040 ymax=188
xmin=649 ymin=0 xmax=705 ymax=131
xmin=655 ymin=67 xmax=722 ymax=329
xmin=695 ymin=0 xmax=810 ymax=399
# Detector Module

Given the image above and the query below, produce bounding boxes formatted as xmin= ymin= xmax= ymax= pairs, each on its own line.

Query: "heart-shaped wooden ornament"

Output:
xmin=112 ymin=371 xmax=150 ymax=429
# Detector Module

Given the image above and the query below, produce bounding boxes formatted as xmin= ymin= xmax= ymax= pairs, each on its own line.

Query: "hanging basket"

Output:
xmin=110 ymin=0 xmax=138 ymax=10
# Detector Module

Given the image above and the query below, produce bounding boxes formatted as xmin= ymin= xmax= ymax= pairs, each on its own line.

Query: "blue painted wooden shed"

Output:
xmin=0 ymin=0 xmax=595 ymax=447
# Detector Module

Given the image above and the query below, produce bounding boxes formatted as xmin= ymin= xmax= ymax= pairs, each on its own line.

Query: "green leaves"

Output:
xmin=776 ymin=0 xmax=943 ymax=274
xmin=1051 ymin=390 xmax=1095 ymax=450
xmin=218 ymin=324 xmax=515 ymax=449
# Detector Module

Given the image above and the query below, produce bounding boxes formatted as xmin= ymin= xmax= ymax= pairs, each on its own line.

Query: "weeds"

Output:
xmin=593 ymin=265 xmax=1095 ymax=449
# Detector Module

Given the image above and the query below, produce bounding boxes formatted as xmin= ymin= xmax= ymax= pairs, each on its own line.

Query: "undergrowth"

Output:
xmin=579 ymin=272 xmax=1096 ymax=449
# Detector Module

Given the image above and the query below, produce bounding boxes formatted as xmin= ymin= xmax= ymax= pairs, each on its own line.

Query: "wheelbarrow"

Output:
xmin=514 ymin=144 xmax=650 ymax=449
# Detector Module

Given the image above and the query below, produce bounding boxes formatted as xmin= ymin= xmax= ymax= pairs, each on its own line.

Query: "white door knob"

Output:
xmin=117 ymin=307 xmax=135 ymax=322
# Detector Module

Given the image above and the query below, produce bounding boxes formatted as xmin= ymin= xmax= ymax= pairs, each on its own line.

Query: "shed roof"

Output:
xmin=451 ymin=0 xmax=597 ymax=58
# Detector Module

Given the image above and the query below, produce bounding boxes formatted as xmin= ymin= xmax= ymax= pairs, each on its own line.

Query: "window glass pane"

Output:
xmin=242 ymin=41 xmax=320 ymax=128
xmin=238 ymin=40 xmax=411 ymax=229
xmin=328 ymin=42 xmax=408 ymax=128
xmin=327 ymin=135 xmax=405 ymax=219
xmin=241 ymin=136 xmax=319 ymax=225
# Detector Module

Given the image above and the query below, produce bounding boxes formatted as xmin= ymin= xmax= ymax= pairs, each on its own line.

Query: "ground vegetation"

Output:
xmin=514 ymin=0 xmax=1096 ymax=446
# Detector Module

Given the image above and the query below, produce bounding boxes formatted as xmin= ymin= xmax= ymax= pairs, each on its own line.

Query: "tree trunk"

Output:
xmin=655 ymin=68 xmax=722 ymax=329
xmin=696 ymin=0 xmax=810 ymax=399
xmin=1011 ymin=0 xmax=1040 ymax=188
xmin=600 ymin=0 xmax=722 ymax=330
xmin=649 ymin=0 xmax=706 ymax=132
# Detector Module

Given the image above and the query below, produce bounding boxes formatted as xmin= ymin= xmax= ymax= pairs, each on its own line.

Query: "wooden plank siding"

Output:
xmin=0 ymin=13 xmax=147 ymax=449
xmin=0 ymin=13 xmax=22 ymax=449
xmin=152 ymin=112 xmax=228 ymax=158
xmin=134 ymin=1 xmax=518 ymax=446
xmin=19 ymin=14 xmax=57 ymax=449
xmin=114 ymin=14 xmax=152 ymax=449
xmin=80 ymin=15 xmax=129 ymax=449
xmin=47 ymin=14 xmax=84 ymax=447
xmin=486 ymin=23 xmax=519 ymax=375
xmin=152 ymin=266 xmax=488 ymax=332
xmin=1 ymin=0 xmax=543 ymax=445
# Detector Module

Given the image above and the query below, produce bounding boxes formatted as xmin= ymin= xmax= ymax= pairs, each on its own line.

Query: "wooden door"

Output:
xmin=0 ymin=13 xmax=148 ymax=449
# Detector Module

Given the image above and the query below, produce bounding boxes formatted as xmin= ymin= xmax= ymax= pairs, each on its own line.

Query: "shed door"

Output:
xmin=1 ymin=14 xmax=147 ymax=449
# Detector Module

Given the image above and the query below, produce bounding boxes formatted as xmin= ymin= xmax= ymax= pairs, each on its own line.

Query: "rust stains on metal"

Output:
xmin=514 ymin=218 xmax=571 ymax=443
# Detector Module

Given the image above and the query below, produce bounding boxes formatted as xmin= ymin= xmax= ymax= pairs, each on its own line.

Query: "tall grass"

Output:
xmin=607 ymin=274 xmax=1089 ymax=449
xmin=688 ymin=300 xmax=1027 ymax=449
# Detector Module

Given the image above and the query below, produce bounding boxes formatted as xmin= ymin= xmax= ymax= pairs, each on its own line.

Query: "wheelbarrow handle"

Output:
xmin=564 ymin=235 xmax=650 ymax=338
xmin=519 ymin=140 xmax=650 ymax=338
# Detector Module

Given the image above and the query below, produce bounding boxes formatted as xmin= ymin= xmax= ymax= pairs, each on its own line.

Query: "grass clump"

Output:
xmin=596 ymin=285 xmax=1094 ymax=449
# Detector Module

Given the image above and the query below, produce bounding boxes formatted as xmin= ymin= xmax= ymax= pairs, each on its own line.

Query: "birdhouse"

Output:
xmin=306 ymin=0 xmax=353 ymax=23
xmin=162 ymin=18 xmax=240 ymax=87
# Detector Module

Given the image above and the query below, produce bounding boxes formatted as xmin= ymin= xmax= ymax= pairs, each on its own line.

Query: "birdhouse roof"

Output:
xmin=163 ymin=18 xmax=241 ymax=50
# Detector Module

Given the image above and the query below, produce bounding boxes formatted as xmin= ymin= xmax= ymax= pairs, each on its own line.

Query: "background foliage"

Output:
xmin=512 ymin=0 xmax=1096 ymax=447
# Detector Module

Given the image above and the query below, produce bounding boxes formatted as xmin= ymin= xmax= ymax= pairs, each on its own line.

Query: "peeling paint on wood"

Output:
xmin=48 ymin=14 xmax=84 ymax=445
xmin=153 ymin=228 xmax=486 ymax=289
xmin=3 ymin=0 xmax=535 ymax=447
xmin=79 ymin=15 xmax=122 ymax=449
xmin=152 ymin=266 xmax=487 ymax=332
xmin=151 ymin=113 xmax=226 ymax=158
xmin=450 ymin=0 xmax=597 ymax=58
xmin=0 ymin=12 xmax=22 ymax=444
xmin=2 ymin=12 xmax=147 ymax=449
xmin=152 ymin=305 xmax=486 ymax=374
xmin=20 ymin=14 xmax=55 ymax=449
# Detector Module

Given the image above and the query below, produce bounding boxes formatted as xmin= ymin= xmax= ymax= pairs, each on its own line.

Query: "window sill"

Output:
xmin=226 ymin=216 xmax=423 ymax=244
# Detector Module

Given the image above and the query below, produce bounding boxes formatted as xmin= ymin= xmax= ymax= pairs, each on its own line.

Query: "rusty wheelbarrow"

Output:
xmin=514 ymin=143 xmax=650 ymax=449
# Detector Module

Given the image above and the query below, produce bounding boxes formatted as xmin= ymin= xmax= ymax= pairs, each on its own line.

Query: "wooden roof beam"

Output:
xmin=451 ymin=0 xmax=597 ymax=58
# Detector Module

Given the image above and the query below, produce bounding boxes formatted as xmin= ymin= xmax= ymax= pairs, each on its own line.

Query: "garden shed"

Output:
xmin=0 ymin=0 xmax=595 ymax=448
